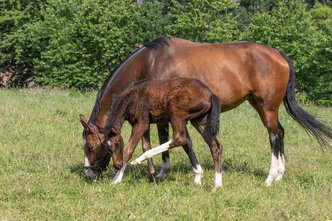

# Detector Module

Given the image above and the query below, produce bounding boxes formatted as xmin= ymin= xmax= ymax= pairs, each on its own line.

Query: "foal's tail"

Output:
xmin=279 ymin=51 xmax=332 ymax=148
xmin=210 ymin=94 xmax=222 ymax=137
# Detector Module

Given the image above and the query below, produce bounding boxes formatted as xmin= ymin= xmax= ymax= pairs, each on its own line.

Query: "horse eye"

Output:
xmin=88 ymin=146 xmax=93 ymax=152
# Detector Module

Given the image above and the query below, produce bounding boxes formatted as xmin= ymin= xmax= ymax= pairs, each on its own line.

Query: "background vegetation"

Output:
xmin=1 ymin=0 xmax=331 ymax=103
xmin=0 ymin=89 xmax=331 ymax=220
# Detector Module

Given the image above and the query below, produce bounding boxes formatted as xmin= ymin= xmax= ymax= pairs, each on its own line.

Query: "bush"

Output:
xmin=33 ymin=0 xmax=167 ymax=90
xmin=167 ymin=0 xmax=239 ymax=42
xmin=240 ymin=0 xmax=329 ymax=101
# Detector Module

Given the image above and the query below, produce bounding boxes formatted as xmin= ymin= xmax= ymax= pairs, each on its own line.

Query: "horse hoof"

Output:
xmin=131 ymin=160 xmax=140 ymax=165
xmin=264 ymin=181 xmax=272 ymax=187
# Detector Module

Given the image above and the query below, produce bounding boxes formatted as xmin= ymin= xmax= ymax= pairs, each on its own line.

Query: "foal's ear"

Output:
xmin=111 ymin=127 xmax=118 ymax=135
xmin=79 ymin=114 xmax=90 ymax=130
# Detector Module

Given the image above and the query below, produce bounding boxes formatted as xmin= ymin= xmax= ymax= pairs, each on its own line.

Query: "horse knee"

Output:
xmin=171 ymin=133 xmax=187 ymax=147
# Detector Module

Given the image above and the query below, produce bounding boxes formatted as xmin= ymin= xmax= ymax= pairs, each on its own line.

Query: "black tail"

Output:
xmin=279 ymin=51 xmax=332 ymax=148
xmin=210 ymin=94 xmax=221 ymax=137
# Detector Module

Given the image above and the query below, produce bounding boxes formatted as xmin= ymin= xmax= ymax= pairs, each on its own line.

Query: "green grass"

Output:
xmin=0 ymin=88 xmax=331 ymax=220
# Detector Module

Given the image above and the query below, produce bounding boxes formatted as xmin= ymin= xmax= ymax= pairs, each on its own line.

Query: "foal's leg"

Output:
xmin=131 ymin=119 xmax=189 ymax=165
xmin=156 ymin=124 xmax=203 ymax=184
xmin=191 ymin=117 xmax=223 ymax=188
xmin=183 ymin=127 xmax=203 ymax=185
xmin=156 ymin=123 xmax=171 ymax=179
xmin=248 ymin=99 xmax=285 ymax=186
xmin=142 ymin=127 xmax=156 ymax=180
xmin=113 ymin=123 xmax=149 ymax=184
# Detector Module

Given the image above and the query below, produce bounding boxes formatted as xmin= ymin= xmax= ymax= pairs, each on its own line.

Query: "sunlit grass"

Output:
xmin=0 ymin=88 xmax=331 ymax=220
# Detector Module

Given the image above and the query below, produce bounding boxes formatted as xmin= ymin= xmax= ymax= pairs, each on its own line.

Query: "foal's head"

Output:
xmin=103 ymin=127 xmax=124 ymax=171
xmin=80 ymin=115 xmax=110 ymax=179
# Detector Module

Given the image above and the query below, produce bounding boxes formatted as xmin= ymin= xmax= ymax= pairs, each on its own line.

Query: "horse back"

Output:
xmin=145 ymin=38 xmax=290 ymax=112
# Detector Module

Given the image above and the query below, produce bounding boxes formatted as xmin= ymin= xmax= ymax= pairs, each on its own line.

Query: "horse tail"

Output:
xmin=210 ymin=94 xmax=221 ymax=138
xmin=279 ymin=50 xmax=332 ymax=148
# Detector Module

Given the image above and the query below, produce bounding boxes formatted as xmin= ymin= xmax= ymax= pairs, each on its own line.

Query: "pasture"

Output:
xmin=0 ymin=88 xmax=331 ymax=220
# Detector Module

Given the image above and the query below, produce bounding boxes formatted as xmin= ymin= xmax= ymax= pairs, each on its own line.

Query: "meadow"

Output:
xmin=0 ymin=88 xmax=331 ymax=220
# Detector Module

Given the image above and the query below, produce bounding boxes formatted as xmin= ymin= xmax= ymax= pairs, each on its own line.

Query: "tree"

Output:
xmin=241 ymin=0 xmax=324 ymax=100
xmin=309 ymin=3 xmax=332 ymax=103
xmin=0 ymin=0 xmax=46 ymax=86
xmin=167 ymin=0 xmax=239 ymax=42
xmin=32 ymin=0 xmax=167 ymax=90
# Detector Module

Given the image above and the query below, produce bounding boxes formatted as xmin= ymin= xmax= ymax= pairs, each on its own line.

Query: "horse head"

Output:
xmin=103 ymin=126 xmax=124 ymax=171
xmin=79 ymin=114 xmax=110 ymax=179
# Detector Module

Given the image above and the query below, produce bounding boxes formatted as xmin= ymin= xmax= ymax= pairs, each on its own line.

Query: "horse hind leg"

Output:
xmin=182 ymin=127 xmax=203 ymax=185
xmin=248 ymin=98 xmax=285 ymax=186
xmin=266 ymin=121 xmax=285 ymax=185
xmin=191 ymin=116 xmax=223 ymax=189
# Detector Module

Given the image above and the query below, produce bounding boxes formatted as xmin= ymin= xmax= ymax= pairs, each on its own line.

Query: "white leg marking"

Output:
xmin=112 ymin=166 xmax=126 ymax=184
xmin=193 ymin=165 xmax=203 ymax=185
xmin=156 ymin=157 xmax=171 ymax=179
xmin=214 ymin=172 xmax=222 ymax=188
xmin=84 ymin=155 xmax=96 ymax=178
xmin=265 ymin=153 xmax=279 ymax=186
xmin=275 ymin=154 xmax=285 ymax=181
xmin=131 ymin=140 xmax=172 ymax=165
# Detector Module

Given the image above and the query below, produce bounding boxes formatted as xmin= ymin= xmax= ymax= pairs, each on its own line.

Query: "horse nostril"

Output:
xmin=115 ymin=163 xmax=122 ymax=170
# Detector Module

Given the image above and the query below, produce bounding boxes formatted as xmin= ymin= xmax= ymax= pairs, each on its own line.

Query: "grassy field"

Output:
xmin=0 ymin=88 xmax=331 ymax=220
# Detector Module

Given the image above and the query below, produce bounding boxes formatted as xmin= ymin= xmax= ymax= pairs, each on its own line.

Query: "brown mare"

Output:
xmin=80 ymin=37 xmax=332 ymax=187
xmin=94 ymin=78 xmax=222 ymax=187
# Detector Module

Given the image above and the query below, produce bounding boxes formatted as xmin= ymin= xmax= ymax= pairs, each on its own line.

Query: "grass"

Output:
xmin=0 ymin=88 xmax=331 ymax=220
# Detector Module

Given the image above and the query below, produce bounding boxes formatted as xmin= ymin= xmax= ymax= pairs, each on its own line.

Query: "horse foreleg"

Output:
xmin=131 ymin=140 xmax=172 ymax=165
xmin=156 ymin=124 xmax=171 ymax=179
xmin=112 ymin=123 xmax=148 ymax=184
xmin=142 ymin=127 xmax=156 ymax=181
xmin=131 ymin=119 xmax=188 ymax=165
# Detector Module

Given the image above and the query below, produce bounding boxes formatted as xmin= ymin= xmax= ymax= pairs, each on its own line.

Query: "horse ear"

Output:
xmin=79 ymin=114 xmax=90 ymax=130
xmin=111 ymin=127 xmax=118 ymax=135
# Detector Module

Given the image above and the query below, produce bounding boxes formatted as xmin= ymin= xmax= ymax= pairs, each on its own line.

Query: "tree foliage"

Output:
xmin=0 ymin=0 xmax=331 ymax=104
xmin=33 ymin=0 xmax=167 ymax=90
xmin=167 ymin=0 xmax=239 ymax=42
xmin=241 ymin=0 xmax=331 ymax=102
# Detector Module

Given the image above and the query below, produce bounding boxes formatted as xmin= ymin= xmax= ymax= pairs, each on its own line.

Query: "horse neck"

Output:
xmin=92 ymin=48 xmax=150 ymax=128
xmin=105 ymin=93 xmax=132 ymax=134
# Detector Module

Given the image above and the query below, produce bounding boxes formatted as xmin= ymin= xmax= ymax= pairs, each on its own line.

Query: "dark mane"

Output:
xmin=88 ymin=37 xmax=171 ymax=124
xmin=88 ymin=47 xmax=143 ymax=123
xmin=144 ymin=36 xmax=171 ymax=49
xmin=105 ymin=92 xmax=122 ymax=129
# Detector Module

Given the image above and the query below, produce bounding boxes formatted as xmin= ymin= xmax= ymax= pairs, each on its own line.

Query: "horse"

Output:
xmin=95 ymin=78 xmax=222 ymax=187
xmin=80 ymin=37 xmax=332 ymax=187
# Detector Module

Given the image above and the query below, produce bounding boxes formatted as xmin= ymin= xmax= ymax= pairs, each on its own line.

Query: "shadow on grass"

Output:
xmin=221 ymin=158 xmax=266 ymax=178
xmin=69 ymin=157 xmax=266 ymax=185
xmin=70 ymin=163 xmax=97 ymax=183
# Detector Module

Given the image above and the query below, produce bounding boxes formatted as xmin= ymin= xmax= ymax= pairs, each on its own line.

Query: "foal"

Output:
xmin=103 ymin=78 xmax=223 ymax=188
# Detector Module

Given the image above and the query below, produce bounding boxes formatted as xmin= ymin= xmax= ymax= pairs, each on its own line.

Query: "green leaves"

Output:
xmin=167 ymin=0 xmax=239 ymax=42
xmin=1 ymin=0 xmax=331 ymax=103
xmin=241 ymin=0 xmax=331 ymax=102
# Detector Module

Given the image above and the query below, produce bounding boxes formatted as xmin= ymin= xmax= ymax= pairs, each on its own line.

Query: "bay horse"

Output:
xmin=98 ymin=78 xmax=222 ymax=187
xmin=80 ymin=37 xmax=332 ymax=187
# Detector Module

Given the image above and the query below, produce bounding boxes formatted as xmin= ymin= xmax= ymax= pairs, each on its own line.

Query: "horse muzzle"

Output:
xmin=114 ymin=163 xmax=123 ymax=170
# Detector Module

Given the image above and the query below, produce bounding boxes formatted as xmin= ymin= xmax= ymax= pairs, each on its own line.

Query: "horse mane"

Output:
xmin=88 ymin=37 xmax=171 ymax=124
xmin=144 ymin=36 xmax=171 ymax=49
xmin=88 ymin=48 xmax=144 ymax=124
